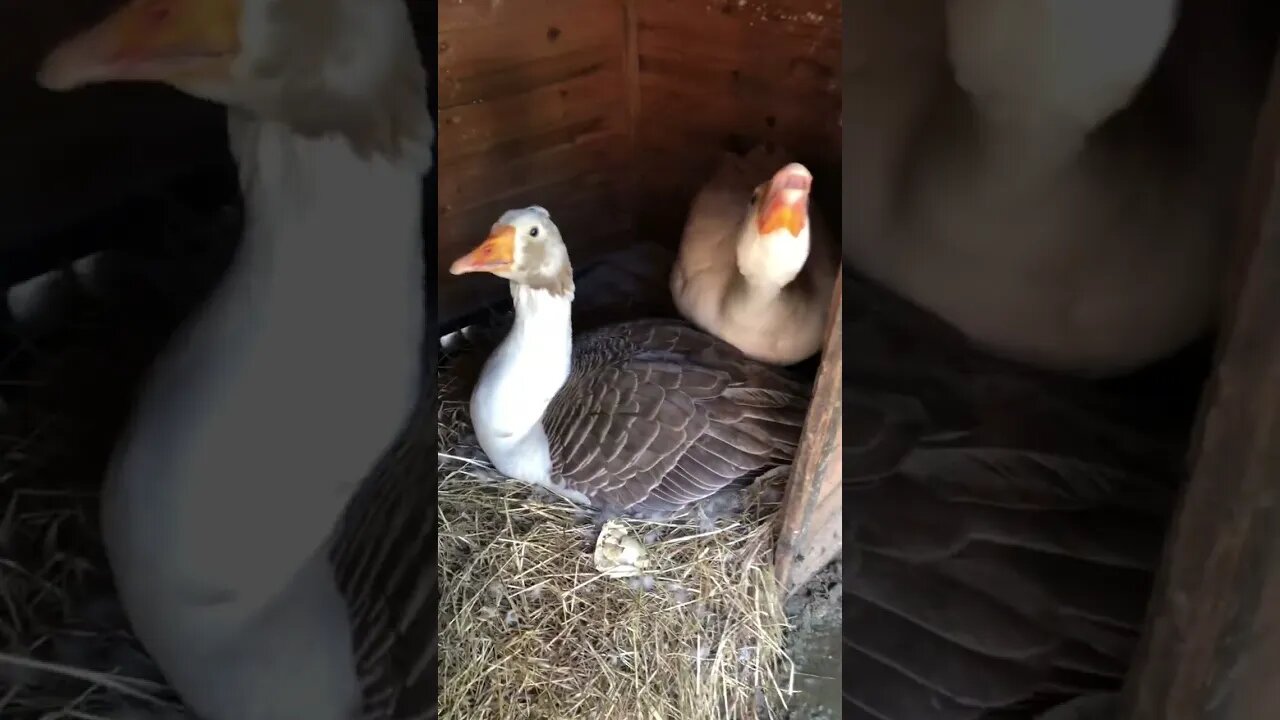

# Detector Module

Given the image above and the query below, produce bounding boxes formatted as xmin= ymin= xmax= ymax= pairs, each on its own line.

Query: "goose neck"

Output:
xmin=471 ymin=283 xmax=573 ymax=455
xmin=224 ymin=115 xmax=425 ymax=340
xmin=501 ymin=282 xmax=573 ymax=391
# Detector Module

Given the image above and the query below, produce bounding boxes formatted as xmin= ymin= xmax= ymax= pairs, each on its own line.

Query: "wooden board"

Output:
xmin=1120 ymin=47 xmax=1280 ymax=720
xmin=774 ymin=272 xmax=842 ymax=595
xmin=634 ymin=0 xmax=842 ymax=243
xmin=437 ymin=0 xmax=634 ymax=323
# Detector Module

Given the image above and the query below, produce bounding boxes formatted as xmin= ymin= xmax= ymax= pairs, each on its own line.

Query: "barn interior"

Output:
xmin=434 ymin=2 xmax=841 ymax=718
xmin=1 ymin=0 xmax=1278 ymax=718
xmin=436 ymin=0 xmax=1280 ymax=719
xmin=0 ymin=1 xmax=436 ymax=717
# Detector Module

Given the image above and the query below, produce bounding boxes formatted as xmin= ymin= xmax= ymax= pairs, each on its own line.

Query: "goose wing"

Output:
xmin=543 ymin=319 xmax=809 ymax=514
xmin=331 ymin=389 xmax=436 ymax=719
xmin=841 ymin=281 xmax=1181 ymax=719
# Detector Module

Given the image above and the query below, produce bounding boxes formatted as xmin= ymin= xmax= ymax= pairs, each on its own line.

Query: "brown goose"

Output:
xmin=839 ymin=276 xmax=1185 ymax=719
xmin=670 ymin=145 xmax=839 ymax=365
xmin=449 ymin=206 xmax=810 ymax=516
xmin=843 ymin=0 xmax=1268 ymax=377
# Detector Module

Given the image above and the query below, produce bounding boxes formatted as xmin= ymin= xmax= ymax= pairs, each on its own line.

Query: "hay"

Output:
xmin=0 ymin=327 xmax=183 ymax=719
xmin=437 ymin=333 xmax=794 ymax=720
xmin=2 ymin=224 xmax=798 ymax=718
xmin=0 ymin=192 xmax=237 ymax=719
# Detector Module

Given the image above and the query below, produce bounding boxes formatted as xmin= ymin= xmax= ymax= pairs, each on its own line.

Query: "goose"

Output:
xmin=838 ymin=277 xmax=1183 ymax=719
xmin=448 ymin=206 xmax=810 ymax=517
xmin=844 ymin=0 xmax=1264 ymax=376
xmin=670 ymin=145 xmax=839 ymax=366
xmin=38 ymin=0 xmax=432 ymax=718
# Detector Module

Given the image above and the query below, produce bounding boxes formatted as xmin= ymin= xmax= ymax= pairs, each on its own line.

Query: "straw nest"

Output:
xmin=0 ymin=297 xmax=186 ymax=720
xmin=437 ymin=326 xmax=794 ymax=720
xmin=0 ymin=195 xmax=237 ymax=719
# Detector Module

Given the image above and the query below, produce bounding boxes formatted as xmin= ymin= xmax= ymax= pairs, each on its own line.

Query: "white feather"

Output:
xmin=103 ymin=116 xmax=424 ymax=720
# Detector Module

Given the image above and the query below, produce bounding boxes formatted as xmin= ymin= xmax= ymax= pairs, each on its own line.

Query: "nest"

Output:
xmin=1 ymin=224 xmax=804 ymax=718
xmin=437 ymin=332 xmax=794 ymax=720
xmin=0 ymin=316 xmax=184 ymax=719
xmin=0 ymin=192 xmax=238 ymax=719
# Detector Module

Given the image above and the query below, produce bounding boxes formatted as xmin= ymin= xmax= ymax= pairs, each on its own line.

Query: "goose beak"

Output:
xmin=756 ymin=163 xmax=812 ymax=237
xmin=451 ymin=225 xmax=516 ymax=276
xmin=37 ymin=0 xmax=241 ymax=91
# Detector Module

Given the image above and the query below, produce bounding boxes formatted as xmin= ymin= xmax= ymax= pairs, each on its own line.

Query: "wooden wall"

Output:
xmin=438 ymin=0 xmax=634 ymax=323
xmin=633 ymin=0 xmax=842 ymax=242
xmin=1120 ymin=44 xmax=1280 ymax=720
xmin=437 ymin=0 xmax=842 ymax=325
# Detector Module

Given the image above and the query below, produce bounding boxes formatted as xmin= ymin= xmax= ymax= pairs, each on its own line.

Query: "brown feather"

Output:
xmin=841 ymin=276 xmax=1185 ymax=719
xmin=541 ymin=319 xmax=809 ymax=515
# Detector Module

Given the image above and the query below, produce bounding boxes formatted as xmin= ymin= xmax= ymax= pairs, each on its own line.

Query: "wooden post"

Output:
xmin=1120 ymin=49 xmax=1280 ymax=720
xmin=775 ymin=270 xmax=842 ymax=595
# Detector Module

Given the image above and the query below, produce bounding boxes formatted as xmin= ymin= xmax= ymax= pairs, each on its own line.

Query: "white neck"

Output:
xmin=228 ymin=116 xmax=424 ymax=320
xmin=469 ymin=283 xmax=573 ymax=486
xmin=221 ymin=112 xmax=425 ymax=512
xmin=735 ymin=218 xmax=810 ymax=292
xmin=105 ymin=115 xmax=426 ymax=612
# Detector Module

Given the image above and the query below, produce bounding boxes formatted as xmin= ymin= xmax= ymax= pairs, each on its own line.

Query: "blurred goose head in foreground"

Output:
xmin=39 ymin=0 xmax=432 ymax=167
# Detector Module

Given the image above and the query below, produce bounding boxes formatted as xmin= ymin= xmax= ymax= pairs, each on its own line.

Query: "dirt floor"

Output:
xmin=782 ymin=560 xmax=842 ymax=720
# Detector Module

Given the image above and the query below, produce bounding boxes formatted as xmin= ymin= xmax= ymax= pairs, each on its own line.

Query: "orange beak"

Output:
xmin=756 ymin=163 xmax=812 ymax=237
xmin=450 ymin=225 xmax=516 ymax=275
xmin=37 ymin=0 xmax=241 ymax=91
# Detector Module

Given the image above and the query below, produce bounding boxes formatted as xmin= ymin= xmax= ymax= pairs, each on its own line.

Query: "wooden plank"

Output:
xmin=439 ymin=0 xmax=615 ymax=33
xmin=634 ymin=114 xmax=839 ymax=179
xmin=439 ymin=4 xmax=621 ymax=108
xmin=438 ymin=70 xmax=627 ymax=162
xmin=442 ymin=43 xmax=617 ymax=109
xmin=1120 ymin=48 xmax=1280 ymax=720
xmin=636 ymin=80 xmax=840 ymax=150
xmin=437 ymin=0 xmax=635 ymax=308
xmin=774 ymin=272 xmax=842 ymax=595
xmin=631 ymin=121 xmax=840 ymax=252
xmin=622 ymin=0 xmax=641 ymax=207
xmin=439 ymin=130 xmax=629 ymax=215
xmin=632 ymin=0 xmax=841 ymax=250
xmin=637 ymin=0 xmax=843 ymax=47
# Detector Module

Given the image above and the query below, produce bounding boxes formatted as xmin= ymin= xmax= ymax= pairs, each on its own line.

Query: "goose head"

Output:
xmin=739 ymin=162 xmax=814 ymax=288
xmin=449 ymin=206 xmax=575 ymax=297
xmin=36 ymin=0 xmax=431 ymax=166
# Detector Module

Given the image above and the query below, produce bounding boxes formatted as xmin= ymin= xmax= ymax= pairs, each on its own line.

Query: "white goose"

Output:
xmin=844 ymin=0 xmax=1256 ymax=376
xmin=450 ymin=207 xmax=809 ymax=517
xmin=38 ymin=0 xmax=430 ymax=718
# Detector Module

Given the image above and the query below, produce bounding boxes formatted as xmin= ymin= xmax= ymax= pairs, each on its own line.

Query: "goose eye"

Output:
xmin=529 ymin=226 xmax=540 ymax=238
xmin=750 ymin=188 xmax=762 ymax=205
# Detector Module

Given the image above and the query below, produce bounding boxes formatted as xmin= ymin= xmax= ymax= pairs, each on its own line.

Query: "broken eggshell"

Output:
xmin=593 ymin=518 xmax=652 ymax=578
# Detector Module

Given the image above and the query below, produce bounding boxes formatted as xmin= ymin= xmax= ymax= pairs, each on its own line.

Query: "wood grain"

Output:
xmin=1120 ymin=47 xmax=1280 ymax=720
xmin=774 ymin=272 xmax=842 ymax=595
xmin=634 ymin=0 xmax=842 ymax=242
xmin=437 ymin=0 xmax=633 ymax=323
xmin=437 ymin=0 xmax=842 ymax=324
